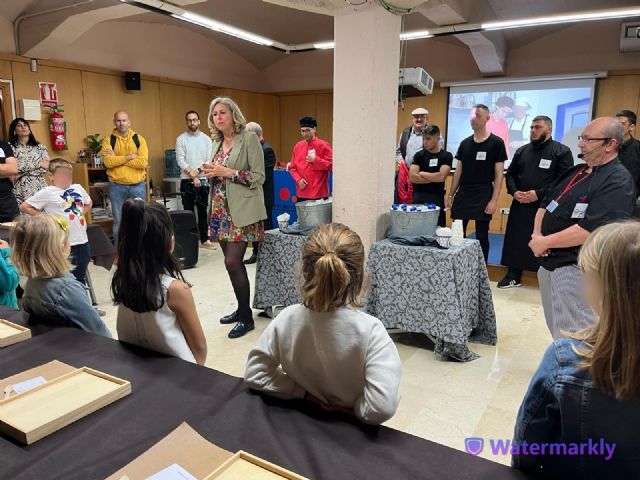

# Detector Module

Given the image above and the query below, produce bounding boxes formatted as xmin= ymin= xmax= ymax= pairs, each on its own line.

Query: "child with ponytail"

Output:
xmin=244 ymin=223 xmax=401 ymax=425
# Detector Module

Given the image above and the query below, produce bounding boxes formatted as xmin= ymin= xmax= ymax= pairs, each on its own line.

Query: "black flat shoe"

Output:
xmin=219 ymin=310 xmax=239 ymax=324
xmin=228 ymin=320 xmax=255 ymax=339
xmin=243 ymin=253 xmax=258 ymax=265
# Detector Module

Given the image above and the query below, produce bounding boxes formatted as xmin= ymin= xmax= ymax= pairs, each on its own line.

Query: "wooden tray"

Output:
xmin=204 ymin=451 xmax=307 ymax=480
xmin=0 ymin=367 xmax=131 ymax=444
xmin=106 ymin=422 xmax=233 ymax=480
xmin=0 ymin=319 xmax=31 ymax=348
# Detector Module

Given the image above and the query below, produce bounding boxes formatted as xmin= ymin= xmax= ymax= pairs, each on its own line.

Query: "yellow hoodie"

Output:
xmin=101 ymin=129 xmax=149 ymax=185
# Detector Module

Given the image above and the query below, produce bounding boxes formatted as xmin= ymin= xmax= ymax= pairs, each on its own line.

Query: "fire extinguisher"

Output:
xmin=47 ymin=105 xmax=67 ymax=151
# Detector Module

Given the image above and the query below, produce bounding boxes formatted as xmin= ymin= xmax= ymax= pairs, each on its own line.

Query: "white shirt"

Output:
xmin=244 ymin=304 xmax=402 ymax=425
xmin=24 ymin=184 xmax=90 ymax=246
xmin=175 ymin=130 xmax=213 ymax=179
xmin=116 ymin=274 xmax=196 ymax=363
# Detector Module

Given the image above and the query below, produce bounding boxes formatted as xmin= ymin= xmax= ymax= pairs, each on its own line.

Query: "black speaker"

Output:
xmin=125 ymin=71 xmax=141 ymax=91
xmin=169 ymin=210 xmax=199 ymax=268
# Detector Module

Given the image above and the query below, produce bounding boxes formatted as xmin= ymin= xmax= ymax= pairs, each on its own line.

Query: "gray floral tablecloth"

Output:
xmin=365 ymin=238 xmax=497 ymax=361
xmin=253 ymin=229 xmax=306 ymax=310
xmin=253 ymin=232 xmax=497 ymax=362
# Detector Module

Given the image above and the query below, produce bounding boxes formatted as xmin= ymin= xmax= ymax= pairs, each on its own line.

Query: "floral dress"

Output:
xmin=209 ymin=149 xmax=264 ymax=243
xmin=12 ymin=143 xmax=49 ymax=204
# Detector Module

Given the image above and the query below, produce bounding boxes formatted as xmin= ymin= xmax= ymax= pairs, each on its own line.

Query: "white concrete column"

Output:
xmin=332 ymin=5 xmax=401 ymax=248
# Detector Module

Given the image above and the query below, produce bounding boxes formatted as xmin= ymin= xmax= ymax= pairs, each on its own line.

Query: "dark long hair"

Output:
xmin=111 ymin=199 xmax=186 ymax=312
xmin=8 ymin=118 xmax=38 ymax=147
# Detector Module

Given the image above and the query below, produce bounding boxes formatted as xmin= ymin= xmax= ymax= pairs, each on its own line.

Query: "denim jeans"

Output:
xmin=70 ymin=241 xmax=91 ymax=286
xmin=109 ymin=181 xmax=146 ymax=244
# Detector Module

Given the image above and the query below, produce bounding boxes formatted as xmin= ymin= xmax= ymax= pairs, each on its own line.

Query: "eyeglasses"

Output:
xmin=412 ymin=115 xmax=427 ymax=119
xmin=578 ymin=136 xmax=611 ymax=143
xmin=300 ymin=128 xmax=313 ymax=133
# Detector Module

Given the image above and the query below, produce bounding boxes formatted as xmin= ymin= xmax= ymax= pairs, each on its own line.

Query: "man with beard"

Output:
xmin=175 ymin=110 xmax=215 ymax=249
xmin=498 ymin=116 xmax=573 ymax=288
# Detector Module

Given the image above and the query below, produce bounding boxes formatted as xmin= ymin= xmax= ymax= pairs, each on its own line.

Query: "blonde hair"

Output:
xmin=207 ymin=97 xmax=246 ymax=141
xmin=572 ymin=221 xmax=640 ymax=400
xmin=300 ymin=223 xmax=365 ymax=312
xmin=11 ymin=215 xmax=71 ymax=278
xmin=49 ymin=158 xmax=72 ymax=174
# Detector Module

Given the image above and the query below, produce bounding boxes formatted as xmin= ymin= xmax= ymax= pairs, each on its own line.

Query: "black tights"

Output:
xmin=220 ymin=241 xmax=252 ymax=322
xmin=463 ymin=220 xmax=490 ymax=264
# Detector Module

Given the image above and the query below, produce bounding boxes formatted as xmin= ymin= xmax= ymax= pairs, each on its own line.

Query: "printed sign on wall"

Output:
xmin=38 ymin=82 xmax=58 ymax=108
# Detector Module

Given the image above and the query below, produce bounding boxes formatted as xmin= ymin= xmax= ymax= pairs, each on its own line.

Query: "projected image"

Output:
xmin=446 ymin=80 xmax=595 ymax=164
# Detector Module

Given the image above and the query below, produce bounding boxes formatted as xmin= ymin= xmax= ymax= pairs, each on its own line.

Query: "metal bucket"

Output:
xmin=295 ymin=200 xmax=332 ymax=228
xmin=390 ymin=206 xmax=440 ymax=237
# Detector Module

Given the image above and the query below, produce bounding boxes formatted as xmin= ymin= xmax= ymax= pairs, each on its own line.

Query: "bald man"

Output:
xmin=529 ymin=117 xmax=634 ymax=339
xmin=102 ymin=111 xmax=149 ymax=243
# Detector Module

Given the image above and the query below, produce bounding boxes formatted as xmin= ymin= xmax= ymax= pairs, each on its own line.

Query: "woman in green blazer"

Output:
xmin=202 ymin=97 xmax=267 ymax=339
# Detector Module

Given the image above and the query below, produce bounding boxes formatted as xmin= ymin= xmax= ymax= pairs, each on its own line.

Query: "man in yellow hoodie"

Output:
xmin=102 ymin=111 xmax=148 ymax=243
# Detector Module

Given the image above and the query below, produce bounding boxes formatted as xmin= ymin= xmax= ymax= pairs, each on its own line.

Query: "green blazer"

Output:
xmin=212 ymin=130 xmax=267 ymax=228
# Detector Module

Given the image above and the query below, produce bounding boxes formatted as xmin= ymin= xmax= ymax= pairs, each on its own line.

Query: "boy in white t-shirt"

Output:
xmin=21 ymin=159 xmax=92 ymax=285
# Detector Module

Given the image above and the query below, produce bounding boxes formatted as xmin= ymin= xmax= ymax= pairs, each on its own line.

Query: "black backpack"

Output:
xmin=110 ymin=133 xmax=140 ymax=151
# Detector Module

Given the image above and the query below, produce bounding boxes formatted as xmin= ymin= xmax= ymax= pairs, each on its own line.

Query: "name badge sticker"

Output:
xmin=571 ymin=202 xmax=589 ymax=219
xmin=429 ymin=158 xmax=438 ymax=167
xmin=547 ymin=200 xmax=559 ymax=213
xmin=476 ymin=151 xmax=487 ymax=161
xmin=539 ymin=159 xmax=552 ymax=169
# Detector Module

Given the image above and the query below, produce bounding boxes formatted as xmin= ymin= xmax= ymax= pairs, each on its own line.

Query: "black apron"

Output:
xmin=451 ymin=184 xmax=492 ymax=221
xmin=500 ymin=199 xmax=539 ymax=271
xmin=412 ymin=191 xmax=446 ymax=227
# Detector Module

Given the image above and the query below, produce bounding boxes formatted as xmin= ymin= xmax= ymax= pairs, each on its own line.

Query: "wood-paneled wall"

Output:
xmin=0 ymin=53 xmax=281 ymax=189
xmin=1 ymin=51 xmax=638 ymax=231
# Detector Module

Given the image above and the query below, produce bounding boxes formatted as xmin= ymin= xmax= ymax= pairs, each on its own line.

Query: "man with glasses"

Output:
xmin=175 ymin=110 xmax=215 ymax=249
xmin=615 ymin=110 xmax=640 ymax=203
xmin=528 ymin=117 xmax=634 ymax=339
xmin=288 ymin=116 xmax=333 ymax=202
xmin=499 ymin=116 xmax=573 ymax=289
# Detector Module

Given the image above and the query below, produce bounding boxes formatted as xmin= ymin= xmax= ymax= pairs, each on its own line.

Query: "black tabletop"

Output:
xmin=0 ymin=326 xmax=532 ymax=480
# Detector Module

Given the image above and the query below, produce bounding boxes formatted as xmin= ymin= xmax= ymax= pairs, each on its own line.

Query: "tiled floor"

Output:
xmin=90 ymin=245 xmax=551 ymax=466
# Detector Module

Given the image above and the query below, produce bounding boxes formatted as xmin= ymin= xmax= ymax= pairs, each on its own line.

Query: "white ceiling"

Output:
xmin=2 ymin=0 xmax=639 ymax=85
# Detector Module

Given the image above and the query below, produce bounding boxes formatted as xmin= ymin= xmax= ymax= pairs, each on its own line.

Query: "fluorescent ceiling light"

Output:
xmin=400 ymin=30 xmax=432 ymax=41
xmin=313 ymin=41 xmax=335 ymax=49
xmin=175 ymin=12 xmax=274 ymax=46
xmin=482 ymin=8 xmax=640 ymax=31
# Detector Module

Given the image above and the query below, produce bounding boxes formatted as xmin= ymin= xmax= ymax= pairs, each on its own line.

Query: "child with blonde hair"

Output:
xmin=245 ymin=223 xmax=401 ymax=425
xmin=513 ymin=221 xmax=640 ymax=475
xmin=11 ymin=215 xmax=111 ymax=336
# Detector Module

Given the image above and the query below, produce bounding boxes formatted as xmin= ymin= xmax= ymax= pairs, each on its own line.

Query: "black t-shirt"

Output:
xmin=455 ymin=133 xmax=508 ymax=187
xmin=0 ymin=141 xmax=15 ymax=194
xmin=411 ymin=149 xmax=453 ymax=195
xmin=539 ymin=158 xmax=635 ymax=270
